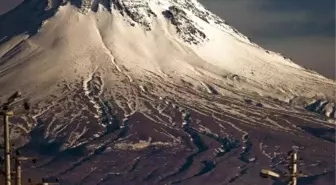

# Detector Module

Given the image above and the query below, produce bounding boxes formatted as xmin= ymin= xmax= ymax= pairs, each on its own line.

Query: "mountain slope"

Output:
xmin=0 ymin=0 xmax=335 ymax=101
xmin=0 ymin=0 xmax=335 ymax=185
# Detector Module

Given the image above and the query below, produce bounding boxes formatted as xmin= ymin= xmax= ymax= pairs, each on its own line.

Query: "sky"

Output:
xmin=0 ymin=0 xmax=23 ymax=15
xmin=0 ymin=0 xmax=335 ymax=79
xmin=200 ymin=0 xmax=335 ymax=79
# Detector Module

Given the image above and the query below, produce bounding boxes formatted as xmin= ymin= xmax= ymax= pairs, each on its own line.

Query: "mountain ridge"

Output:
xmin=0 ymin=0 xmax=335 ymax=184
xmin=1 ymin=1 xmax=332 ymax=101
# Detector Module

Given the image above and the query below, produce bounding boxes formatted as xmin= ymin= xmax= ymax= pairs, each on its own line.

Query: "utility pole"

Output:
xmin=0 ymin=91 xmax=59 ymax=185
xmin=13 ymin=153 xmax=37 ymax=185
xmin=1 ymin=91 xmax=22 ymax=185
xmin=260 ymin=149 xmax=304 ymax=185
xmin=2 ymin=110 xmax=13 ymax=185
xmin=288 ymin=150 xmax=298 ymax=185
xmin=15 ymin=157 xmax=20 ymax=185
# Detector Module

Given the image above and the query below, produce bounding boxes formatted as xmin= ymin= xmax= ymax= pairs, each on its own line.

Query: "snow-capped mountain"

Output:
xmin=0 ymin=0 xmax=335 ymax=184
xmin=1 ymin=0 xmax=335 ymax=102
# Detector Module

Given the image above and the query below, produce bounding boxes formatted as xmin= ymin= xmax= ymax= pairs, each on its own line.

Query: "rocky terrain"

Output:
xmin=0 ymin=0 xmax=335 ymax=184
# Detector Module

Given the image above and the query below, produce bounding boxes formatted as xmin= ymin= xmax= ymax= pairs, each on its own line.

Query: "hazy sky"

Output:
xmin=0 ymin=0 xmax=23 ymax=15
xmin=200 ymin=0 xmax=335 ymax=79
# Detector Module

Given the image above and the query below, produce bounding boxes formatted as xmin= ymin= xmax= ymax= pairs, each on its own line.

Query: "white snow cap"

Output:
xmin=0 ymin=0 xmax=334 ymax=104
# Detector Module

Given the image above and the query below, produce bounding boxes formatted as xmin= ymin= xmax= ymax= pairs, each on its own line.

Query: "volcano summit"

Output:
xmin=0 ymin=0 xmax=335 ymax=185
